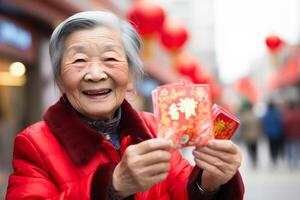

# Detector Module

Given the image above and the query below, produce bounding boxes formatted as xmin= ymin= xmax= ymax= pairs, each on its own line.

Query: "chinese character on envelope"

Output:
xmin=212 ymin=104 xmax=240 ymax=140
xmin=152 ymin=83 xmax=214 ymax=148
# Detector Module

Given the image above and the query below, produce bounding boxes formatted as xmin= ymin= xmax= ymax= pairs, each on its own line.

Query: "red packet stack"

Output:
xmin=152 ymin=83 xmax=214 ymax=148
xmin=212 ymin=104 xmax=240 ymax=139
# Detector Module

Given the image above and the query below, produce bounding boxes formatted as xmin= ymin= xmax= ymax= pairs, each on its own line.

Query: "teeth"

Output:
xmin=98 ymin=89 xmax=109 ymax=94
xmin=84 ymin=89 xmax=110 ymax=95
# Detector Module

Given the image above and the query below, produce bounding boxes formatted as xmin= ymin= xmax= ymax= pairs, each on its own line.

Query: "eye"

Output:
xmin=104 ymin=57 xmax=118 ymax=62
xmin=73 ymin=58 xmax=86 ymax=63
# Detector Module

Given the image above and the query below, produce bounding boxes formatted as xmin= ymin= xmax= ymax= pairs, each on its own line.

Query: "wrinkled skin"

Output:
xmin=113 ymin=138 xmax=241 ymax=197
xmin=193 ymin=140 xmax=242 ymax=192
xmin=59 ymin=26 xmax=130 ymax=121
xmin=113 ymin=138 xmax=173 ymax=197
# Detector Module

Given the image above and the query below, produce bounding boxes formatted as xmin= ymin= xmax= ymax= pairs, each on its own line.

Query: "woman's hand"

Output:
xmin=193 ymin=139 xmax=242 ymax=192
xmin=112 ymin=138 xmax=173 ymax=198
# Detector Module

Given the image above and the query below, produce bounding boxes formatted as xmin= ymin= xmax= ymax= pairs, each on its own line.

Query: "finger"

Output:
xmin=193 ymin=150 xmax=229 ymax=173
xmin=146 ymin=172 xmax=169 ymax=186
xmin=132 ymin=163 xmax=170 ymax=191
xmin=194 ymin=157 xmax=223 ymax=177
xmin=141 ymin=162 xmax=170 ymax=177
xmin=140 ymin=150 xmax=172 ymax=166
xmin=134 ymin=138 xmax=173 ymax=155
xmin=194 ymin=147 xmax=235 ymax=164
xmin=203 ymin=140 xmax=239 ymax=154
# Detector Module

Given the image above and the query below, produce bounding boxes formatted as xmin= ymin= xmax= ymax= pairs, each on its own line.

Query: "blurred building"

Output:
xmin=0 ymin=0 xmax=118 ymax=197
xmin=0 ymin=2 xmax=76 ymax=197
xmin=0 ymin=0 xmax=77 ymax=128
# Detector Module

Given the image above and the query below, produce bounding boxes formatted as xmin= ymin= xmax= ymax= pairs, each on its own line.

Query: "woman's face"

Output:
xmin=60 ymin=26 xmax=130 ymax=120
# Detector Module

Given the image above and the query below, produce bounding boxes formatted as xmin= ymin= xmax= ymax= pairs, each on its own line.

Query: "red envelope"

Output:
xmin=212 ymin=104 xmax=240 ymax=139
xmin=152 ymin=82 xmax=214 ymax=148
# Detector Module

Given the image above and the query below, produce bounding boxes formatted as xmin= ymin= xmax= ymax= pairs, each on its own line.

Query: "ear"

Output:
xmin=126 ymin=73 xmax=134 ymax=92
xmin=56 ymin=78 xmax=65 ymax=94
xmin=126 ymin=81 xmax=134 ymax=93
xmin=125 ymin=76 xmax=137 ymax=101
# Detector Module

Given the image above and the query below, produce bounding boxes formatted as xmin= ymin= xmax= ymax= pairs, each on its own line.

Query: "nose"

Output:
xmin=84 ymin=61 xmax=108 ymax=82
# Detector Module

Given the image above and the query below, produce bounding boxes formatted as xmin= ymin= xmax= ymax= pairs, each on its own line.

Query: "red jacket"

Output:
xmin=6 ymin=98 xmax=244 ymax=199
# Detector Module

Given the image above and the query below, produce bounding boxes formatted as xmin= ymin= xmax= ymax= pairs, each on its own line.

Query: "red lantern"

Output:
xmin=193 ymin=67 xmax=221 ymax=101
xmin=160 ymin=18 xmax=189 ymax=52
xmin=127 ymin=0 xmax=165 ymax=36
xmin=265 ymin=35 xmax=283 ymax=52
xmin=174 ymin=52 xmax=210 ymax=82
xmin=174 ymin=52 xmax=197 ymax=78
xmin=174 ymin=52 xmax=222 ymax=101
xmin=193 ymin=66 xmax=211 ymax=84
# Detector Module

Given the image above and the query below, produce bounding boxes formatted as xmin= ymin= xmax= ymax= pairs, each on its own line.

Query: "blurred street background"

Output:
xmin=182 ymin=138 xmax=300 ymax=200
xmin=1 ymin=0 xmax=300 ymax=199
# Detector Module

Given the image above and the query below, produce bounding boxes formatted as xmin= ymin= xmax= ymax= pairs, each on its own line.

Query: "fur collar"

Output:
xmin=44 ymin=97 xmax=152 ymax=164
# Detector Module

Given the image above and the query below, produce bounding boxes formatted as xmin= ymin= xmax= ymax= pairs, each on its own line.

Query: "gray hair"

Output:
xmin=49 ymin=11 xmax=143 ymax=86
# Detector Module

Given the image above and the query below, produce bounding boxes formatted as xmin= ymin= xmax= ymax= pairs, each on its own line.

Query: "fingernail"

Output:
xmin=192 ymin=150 xmax=199 ymax=155
xmin=208 ymin=141 xmax=215 ymax=147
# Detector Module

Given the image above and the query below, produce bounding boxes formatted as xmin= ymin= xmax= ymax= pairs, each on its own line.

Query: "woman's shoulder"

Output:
xmin=18 ymin=121 xmax=51 ymax=138
xmin=15 ymin=121 xmax=58 ymax=151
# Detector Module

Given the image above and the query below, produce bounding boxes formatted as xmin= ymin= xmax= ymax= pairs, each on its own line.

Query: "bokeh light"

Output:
xmin=9 ymin=62 xmax=26 ymax=77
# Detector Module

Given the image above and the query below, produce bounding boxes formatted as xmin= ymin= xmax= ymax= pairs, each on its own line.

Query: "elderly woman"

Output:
xmin=6 ymin=11 xmax=244 ymax=200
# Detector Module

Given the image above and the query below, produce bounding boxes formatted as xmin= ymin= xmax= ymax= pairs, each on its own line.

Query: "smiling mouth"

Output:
xmin=82 ymin=89 xmax=112 ymax=96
